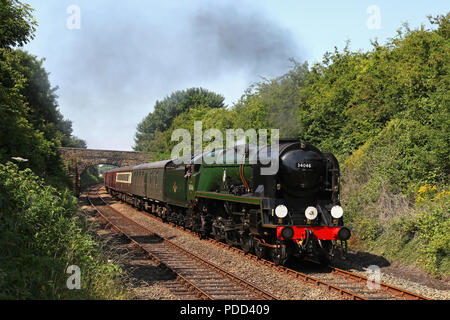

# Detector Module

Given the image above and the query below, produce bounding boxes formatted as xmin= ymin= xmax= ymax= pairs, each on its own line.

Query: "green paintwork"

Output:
xmin=195 ymin=191 xmax=261 ymax=205
xmin=127 ymin=154 xmax=269 ymax=226
xmin=196 ymin=163 xmax=252 ymax=193
xmin=165 ymin=165 xmax=188 ymax=207
xmin=191 ymin=158 xmax=275 ymax=228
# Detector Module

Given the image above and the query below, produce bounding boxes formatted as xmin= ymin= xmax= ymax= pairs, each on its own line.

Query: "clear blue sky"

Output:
xmin=23 ymin=0 xmax=449 ymax=151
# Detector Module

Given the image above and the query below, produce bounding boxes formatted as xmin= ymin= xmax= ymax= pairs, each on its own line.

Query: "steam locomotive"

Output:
xmin=104 ymin=139 xmax=350 ymax=265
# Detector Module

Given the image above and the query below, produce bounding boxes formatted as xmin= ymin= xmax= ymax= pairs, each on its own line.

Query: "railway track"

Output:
xmin=95 ymin=186 xmax=430 ymax=301
xmin=207 ymin=240 xmax=430 ymax=300
xmin=86 ymin=186 xmax=276 ymax=300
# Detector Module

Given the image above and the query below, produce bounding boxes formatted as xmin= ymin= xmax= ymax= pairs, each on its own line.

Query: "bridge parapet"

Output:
xmin=58 ymin=147 xmax=152 ymax=196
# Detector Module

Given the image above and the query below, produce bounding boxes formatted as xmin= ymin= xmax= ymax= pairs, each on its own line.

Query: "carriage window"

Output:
xmin=116 ymin=173 xmax=132 ymax=183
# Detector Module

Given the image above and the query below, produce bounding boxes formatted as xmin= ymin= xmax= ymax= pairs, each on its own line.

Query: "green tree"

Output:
xmin=0 ymin=48 xmax=53 ymax=173
xmin=297 ymin=13 xmax=449 ymax=161
xmin=0 ymin=0 xmax=85 ymax=188
xmin=4 ymin=50 xmax=86 ymax=148
xmin=134 ymin=87 xmax=225 ymax=152
xmin=233 ymin=60 xmax=309 ymax=137
xmin=0 ymin=0 xmax=36 ymax=48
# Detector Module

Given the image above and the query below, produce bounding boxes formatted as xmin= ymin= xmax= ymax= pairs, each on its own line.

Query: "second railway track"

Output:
xmin=87 ymin=186 xmax=277 ymax=300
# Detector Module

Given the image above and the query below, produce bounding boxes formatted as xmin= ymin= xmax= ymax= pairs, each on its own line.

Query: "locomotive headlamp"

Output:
xmin=275 ymin=205 xmax=288 ymax=218
xmin=305 ymin=206 xmax=318 ymax=220
xmin=331 ymin=205 xmax=344 ymax=219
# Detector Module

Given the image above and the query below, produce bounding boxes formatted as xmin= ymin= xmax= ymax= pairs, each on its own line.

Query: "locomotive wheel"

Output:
xmin=212 ymin=220 xmax=226 ymax=242
xmin=271 ymin=242 xmax=288 ymax=266
xmin=316 ymin=240 xmax=332 ymax=266
xmin=240 ymin=236 xmax=253 ymax=254
xmin=254 ymin=239 xmax=265 ymax=259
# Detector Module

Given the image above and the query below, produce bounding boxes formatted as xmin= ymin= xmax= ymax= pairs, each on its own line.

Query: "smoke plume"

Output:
xmin=50 ymin=0 xmax=302 ymax=149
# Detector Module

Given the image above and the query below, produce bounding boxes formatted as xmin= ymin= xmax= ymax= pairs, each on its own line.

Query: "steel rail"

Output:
xmin=87 ymin=187 xmax=212 ymax=300
xmin=329 ymin=267 xmax=430 ymax=300
xmin=209 ymin=237 xmax=429 ymax=300
xmin=207 ymin=238 xmax=366 ymax=300
xmin=88 ymin=186 xmax=276 ymax=300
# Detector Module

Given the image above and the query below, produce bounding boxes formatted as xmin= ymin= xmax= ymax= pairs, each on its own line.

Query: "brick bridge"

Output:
xmin=58 ymin=147 xmax=152 ymax=196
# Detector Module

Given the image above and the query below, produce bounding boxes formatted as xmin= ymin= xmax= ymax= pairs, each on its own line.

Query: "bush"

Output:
xmin=415 ymin=190 xmax=450 ymax=275
xmin=0 ymin=162 xmax=126 ymax=299
xmin=342 ymin=181 xmax=449 ymax=276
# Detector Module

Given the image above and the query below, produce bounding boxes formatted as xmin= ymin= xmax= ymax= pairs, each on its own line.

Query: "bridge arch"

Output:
xmin=58 ymin=147 xmax=152 ymax=196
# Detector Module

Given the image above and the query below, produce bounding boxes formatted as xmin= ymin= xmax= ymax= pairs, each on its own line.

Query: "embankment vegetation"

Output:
xmin=0 ymin=163 xmax=127 ymax=299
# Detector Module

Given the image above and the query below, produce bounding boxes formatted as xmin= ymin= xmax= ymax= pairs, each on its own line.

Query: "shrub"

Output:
xmin=342 ymin=180 xmax=449 ymax=276
xmin=415 ymin=192 xmax=450 ymax=275
xmin=0 ymin=162 xmax=126 ymax=299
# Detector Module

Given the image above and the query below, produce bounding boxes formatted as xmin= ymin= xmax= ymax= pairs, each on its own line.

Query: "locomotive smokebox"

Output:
xmin=279 ymin=146 xmax=325 ymax=197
